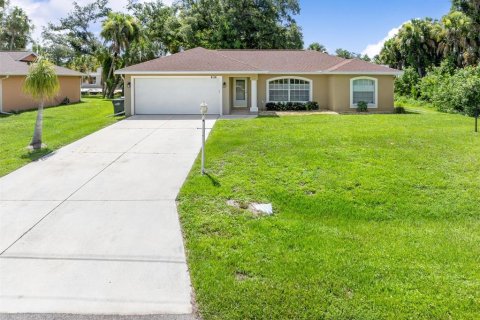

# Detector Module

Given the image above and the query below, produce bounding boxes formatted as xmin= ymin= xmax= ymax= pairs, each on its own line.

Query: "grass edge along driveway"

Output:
xmin=177 ymin=110 xmax=480 ymax=319
xmin=0 ymin=96 xmax=123 ymax=177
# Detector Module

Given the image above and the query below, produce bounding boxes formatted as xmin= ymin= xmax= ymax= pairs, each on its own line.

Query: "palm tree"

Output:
xmin=23 ymin=57 xmax=59 ymax=150
xmin=442 ymin=11 xmax=472 ymax=66
xmin=101 ymin=12 xmax=141 ymax=98
xmin=1 ymin=6 xmax=33 ymax=50
xmin=307 ymin=42 xmax=327 ymax=53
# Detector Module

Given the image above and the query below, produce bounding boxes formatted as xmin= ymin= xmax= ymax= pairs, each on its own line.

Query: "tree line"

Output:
xmin=377 ymin=0 xmax=480 ymax=116
xmin=1 ymin=0 xmax=380 ymax=98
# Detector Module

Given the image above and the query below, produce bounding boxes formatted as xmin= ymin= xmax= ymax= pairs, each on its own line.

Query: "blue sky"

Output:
xmin=17 ymin=0 xmax=452 ymax=56
xmin=297 ymin=0 xmax=452 ymax=56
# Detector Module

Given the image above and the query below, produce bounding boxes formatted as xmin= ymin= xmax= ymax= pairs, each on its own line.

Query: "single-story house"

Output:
xmin=0 ymin=51 xmax=84 ymax=113
xmin=115 ymin=47 xmax=401 ymax=116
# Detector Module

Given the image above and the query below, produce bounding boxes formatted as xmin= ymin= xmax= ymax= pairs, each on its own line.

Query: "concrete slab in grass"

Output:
xmin=0 ymin=201 xmax=61 ymax=252
xmin=4 ymin=200 xmax=187 ymax=262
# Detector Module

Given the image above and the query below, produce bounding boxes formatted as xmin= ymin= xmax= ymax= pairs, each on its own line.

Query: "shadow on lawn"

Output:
xmin=395 ymin=111 xmax=422 ymax=115
xmin=20 ymin=148 xmax=54 ymax=162
xmin=205 ymin=173 xmax=222 ymax=187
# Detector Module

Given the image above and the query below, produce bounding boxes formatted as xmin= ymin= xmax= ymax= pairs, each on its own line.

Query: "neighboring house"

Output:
xmin=0 ymin=51 xmax=84 ymax=113
xmin=81 ymin=67 xmax=103 ymax=94
xmin=115 ymin=47 xmax=401 ymax=116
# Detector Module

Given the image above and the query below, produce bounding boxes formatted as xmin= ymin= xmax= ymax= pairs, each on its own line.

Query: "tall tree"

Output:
xmin=0 ymin=5 xmax=33 ymax=50
xmin=378 ymin=1 xmax=480 ymax=74
xmin=23 ymin=58 xmax=60 ymax=150
xmin=378 ymin=19 xmax=443 ymax=76
xmin=177 ymin=0 xmax=303 ymax=49
xmin=378 ymin=38 xmax=404 ymax=69
xmin=68 ymin=54 xmax=101 ymax=73
xmin=127 ymin=0 xmax=182 ymax=57
xmin=41 ymin=0 xmax=110 ymax=66
xmin=307 ymin=42 xmax=327 ymax=53
xmin=0 ymin=0 xmax=8 ymax=21
xmin=100 ymin=12 xmax=141 ymax=98
xmin=452 ymin=0 xmax=480 ymax=63
xmin=442 ymin=11 xmax=474 ymax=66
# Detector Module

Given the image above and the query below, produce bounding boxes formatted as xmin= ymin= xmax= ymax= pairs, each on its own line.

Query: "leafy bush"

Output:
xmin=398 ymin=62 xmax=480 ymax=117
xmin=265 ymin=101 xmax=319 ymax=111
xmin=395 ymin=67 xmax=420 ymax=98
xmin=418 ymin=60 xmax=456 ymax=102
xmin=356 ymin=101 xmax=368 ymax=112
xmin=431 ymin=66 xmax=480 ymax=116
xmin=61 ymin=97 xmax=70 ymax=105
xmin=394 ymin=106 xmax=406 ymax=114
xmin=305 ymin=101 xmax=319 ymax=110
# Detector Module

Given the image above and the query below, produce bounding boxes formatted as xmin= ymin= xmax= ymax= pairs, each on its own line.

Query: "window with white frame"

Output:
xmin=351 ymin=78 xmax=377 ymax=107
xmin=268 ymin=78 xmax=311 ymax=102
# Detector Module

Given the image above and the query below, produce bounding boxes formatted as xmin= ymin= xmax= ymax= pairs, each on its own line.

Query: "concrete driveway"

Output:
xmin=0 ymin=115 xmax=217 ymax=317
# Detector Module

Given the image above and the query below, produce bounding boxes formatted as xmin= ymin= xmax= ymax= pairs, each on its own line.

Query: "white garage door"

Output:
xmin=134 ymin=77 xmax=221 ymax=115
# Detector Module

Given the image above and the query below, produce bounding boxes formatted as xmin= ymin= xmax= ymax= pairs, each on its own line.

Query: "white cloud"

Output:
xmin=361 ymin=22 xmax=407 ymax=58
xmin=12 ymin=0 xmax=174 ymax=43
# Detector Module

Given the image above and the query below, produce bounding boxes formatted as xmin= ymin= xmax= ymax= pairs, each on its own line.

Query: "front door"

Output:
xmin=234 ymin=78 xmax=248 ymax=107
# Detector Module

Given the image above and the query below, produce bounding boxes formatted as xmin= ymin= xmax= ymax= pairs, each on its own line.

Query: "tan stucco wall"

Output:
xmin=124 ymin=75 xmax=132 ymax=116
xmin=1 ymin=75 xmax=81 ymax=112
xmin=328 ymin=76 xmax=335 ymax=108
xmin=327 ymin=75 xmax=395 ymax=113
xmin=222 ymin=76 xmax=229 ymax=115
xmin=122 ymin=73 xmax=395 ymax=115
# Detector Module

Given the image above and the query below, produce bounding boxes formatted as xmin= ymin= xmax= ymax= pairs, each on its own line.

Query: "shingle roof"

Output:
xmin=116 ymin=47 xmax=400 ymax=75
xmin=118 ymin=47 xmax=260 ymax=73
xmin=0 ymin=51 xmax=84 ymax=76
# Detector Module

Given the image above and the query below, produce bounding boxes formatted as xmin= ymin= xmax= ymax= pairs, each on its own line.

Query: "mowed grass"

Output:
xmin=0 ymin=96 xmax=123 ymax=177
xmin=178 ymin=110 xmax=480 ymax=319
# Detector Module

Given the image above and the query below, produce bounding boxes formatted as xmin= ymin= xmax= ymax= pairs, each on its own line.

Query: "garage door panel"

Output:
xmin=134 ymin=77 xmax=221 ymax=115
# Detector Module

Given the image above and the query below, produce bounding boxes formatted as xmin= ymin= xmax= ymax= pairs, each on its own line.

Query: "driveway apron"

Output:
xmin=0 ymin=115 xmax=217 ymax=316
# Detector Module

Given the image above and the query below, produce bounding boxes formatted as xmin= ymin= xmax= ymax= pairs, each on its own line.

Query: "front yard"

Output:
xmin=178 ymin=109 xmax=480 ymax=319
xmin=0 ymin=97 xmax=122 ymax=177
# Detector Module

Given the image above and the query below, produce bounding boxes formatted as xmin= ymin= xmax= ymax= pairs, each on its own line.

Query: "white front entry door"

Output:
xmin=234 ymin=78 xmax=248 ymax=107
xmin=134 ymin=77 xmax=221 ymax=115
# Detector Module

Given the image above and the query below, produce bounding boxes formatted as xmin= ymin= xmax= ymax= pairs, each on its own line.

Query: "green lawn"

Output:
xmin=177 ymin=108 xmax=480 ymax=319
xmin=0 ymin=96 xmax=123 ymax=177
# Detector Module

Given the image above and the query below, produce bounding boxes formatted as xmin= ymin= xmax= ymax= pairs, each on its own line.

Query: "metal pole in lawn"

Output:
xmin=475 ymin=107 xmax=479 ymax=133
xmin=200 ymin=101 xmax=208 ymax=175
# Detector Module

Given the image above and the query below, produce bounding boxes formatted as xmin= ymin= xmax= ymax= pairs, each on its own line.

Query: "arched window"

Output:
xmin=350 ymin=77 xmax=378 ymax=108
xmin=267 ymin=77 xmax=312 ymax=102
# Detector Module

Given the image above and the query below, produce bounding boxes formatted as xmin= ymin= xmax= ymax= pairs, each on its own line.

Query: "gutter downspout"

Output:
xmin=0 ymin=75 xmax=13 ymax=115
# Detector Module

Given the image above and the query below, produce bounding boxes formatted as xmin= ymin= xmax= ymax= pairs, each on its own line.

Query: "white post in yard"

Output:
xmin=200 ymin=101 xmax=208 ymax=175
xmin=250 ymin=78 xmax=258 ymax=113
